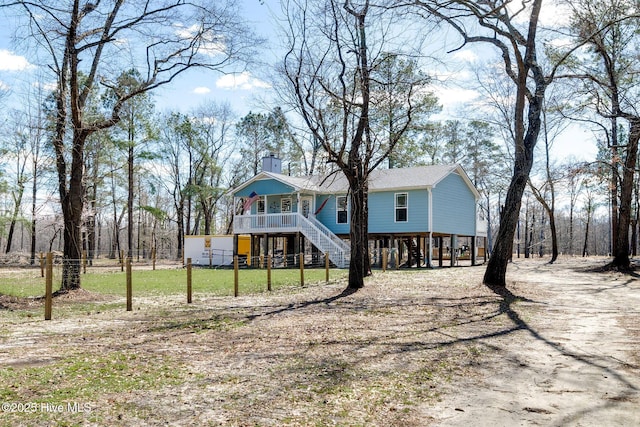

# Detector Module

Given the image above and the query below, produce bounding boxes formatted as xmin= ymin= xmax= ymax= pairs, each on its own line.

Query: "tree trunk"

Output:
xmin=475 ymin=0 xmax=545 ymax=289
xmin=569 ymin=198 xmax=575 ymax=256
xmin=610 ymin=117 xmax=619 ymax=256
xmin=176 ymin=204 xmax=185 ymax=261
xmin=347 ymin=175 xmax=369 ymax=289
xmin=60 ymin=132 xmax=86 ymax=290
xmin=582 ymin=200 xmax=591 ymax=257
xmin=30 ymin=215 xmax=36 ymax=266
xmin=128 ymin=138 xmax=134 ymax=259
xmin=5 ymin=219 xmax=16 ymax=254
xmin=87 ymin=200 xmax=96 ymax=265
xmin=137 ymin=175 xmax=142 ymax=260
xmin=483 ymin=118 xmax=540 ymax=287
xmin=6 ymin=185 xmax=24 ymax=254
xmin=524 ymin=208 xmax=531 ymax=259
xmin=611 ymin=119 xmax=640 ymax=268
xmin=548 ymin=212 xmax=558 ymax=262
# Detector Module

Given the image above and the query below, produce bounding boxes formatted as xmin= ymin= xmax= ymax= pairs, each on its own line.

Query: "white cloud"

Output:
xmin=174 ymin=24 xmax=226 ymax=56
xmin=452 ymin=50 xmax=478 ymax=63
xmin=33 ymin=81 xmax=57 ymax=92
xmin=193 ymin=86 xmax=211 ymax=94
xmin=433 ymin=86 xmax=480 ymax=109
xmin=0 ymin=49 xmax=33 ymax=71
xmin=215 ymin=72 xmax=271 ymax=91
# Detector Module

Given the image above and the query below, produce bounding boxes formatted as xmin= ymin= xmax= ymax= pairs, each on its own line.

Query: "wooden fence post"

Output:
xmin=187 ymin=257 xmax=192 ymax=304
xmin=152 ymin=247 xmax=156 ymax=270
xmin=299 ymin=252 xmax=305 ymax=287
xmin=126 ymin=257 xmax=132 ymax=311
xmin=325 ymin=252 xmax=329 ymax=283
xmin=44 ymin=252 xmax=53 ymax=320
xmin=234 ymin=255 xmax=239 ymax=297
xmin=267 ymin=255 xmax=272 ymax=291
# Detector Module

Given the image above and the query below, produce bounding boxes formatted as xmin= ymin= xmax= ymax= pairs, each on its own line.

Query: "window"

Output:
xmin=337 ymin=195 xmax=348 ymax=224
xmin=395 ymin=193 xmax=408 ymax=222
xmin=281 ymin=198 xmax=292 ymax=212
xmin=257 ymin=198 xmax=265 ymax=214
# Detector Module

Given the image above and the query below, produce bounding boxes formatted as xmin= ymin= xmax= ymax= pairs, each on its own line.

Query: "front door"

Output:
xmin=301 ymin=197 xmax=313 ymax=218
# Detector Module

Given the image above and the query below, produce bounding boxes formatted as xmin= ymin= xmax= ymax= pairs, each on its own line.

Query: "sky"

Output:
xmin=0 ymin=0 xmax=598 ymax=164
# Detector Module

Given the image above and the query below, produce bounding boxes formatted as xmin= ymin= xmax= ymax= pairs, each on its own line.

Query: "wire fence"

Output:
xmin=2 ymin=245 xmax=488 ymax=321
xmin=1 ymin=252 xmax=349 ymax=321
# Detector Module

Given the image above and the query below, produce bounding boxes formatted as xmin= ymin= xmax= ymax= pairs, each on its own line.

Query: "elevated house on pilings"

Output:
xmin=230 ymin=156 xmax=488 ymax=269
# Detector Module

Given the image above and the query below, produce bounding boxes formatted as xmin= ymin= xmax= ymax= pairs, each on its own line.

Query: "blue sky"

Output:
xmin=0 ymin=0 xmax=277 ymax=116
xmin=0 ymin=0 xmax=597 ymax=162
xmin=151 ymin=0 xmax=278 ymax=113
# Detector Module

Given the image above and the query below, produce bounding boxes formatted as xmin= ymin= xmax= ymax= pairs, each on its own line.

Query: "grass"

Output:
xmin=0 ymin=351 xmax=187 ymax=425
xmin=0 ymin=266 xmax=348 ymax=298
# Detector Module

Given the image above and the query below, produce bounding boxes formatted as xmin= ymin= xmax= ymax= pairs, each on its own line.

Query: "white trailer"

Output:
xmin=183 ymin=235 xmax=249 ymax=266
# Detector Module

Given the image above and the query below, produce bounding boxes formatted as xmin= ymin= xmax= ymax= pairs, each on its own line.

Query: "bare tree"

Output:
xmin=409 ymin=0 xmax=555 ymax=290
xmin=282 ymin=0 xmax=427 ymax=289
xmin=191 ymin=101 xmax=235 ymax=234
xmin=560 ymin=0 xmax=640 ymax=269
xmin=526 ymin=90 xmax=569 ymax=264
xmin=158 ymin=112 xmax=199 ymax=259
xmin=3 ymin=112 xmax=30 ymax=254
xmin=4 ymin=0 xmax=259 ymax=289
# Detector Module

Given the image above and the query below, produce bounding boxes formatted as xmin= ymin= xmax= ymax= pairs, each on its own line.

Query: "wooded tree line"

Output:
xmin=0 ymin=93 xmax=619 ymax=261
xmin=0 ymin=0 xmax=638 ymax=292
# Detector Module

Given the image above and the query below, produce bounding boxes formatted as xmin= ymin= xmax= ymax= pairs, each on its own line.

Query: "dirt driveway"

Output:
xmin=422 ymin=257 xmax=640 ymax=426
xmin=0 ymin=257 xmax=639 ymax=426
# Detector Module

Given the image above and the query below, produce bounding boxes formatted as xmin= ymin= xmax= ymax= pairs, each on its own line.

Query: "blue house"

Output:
xmin=231 ymin=156 xmax=487 ymax=268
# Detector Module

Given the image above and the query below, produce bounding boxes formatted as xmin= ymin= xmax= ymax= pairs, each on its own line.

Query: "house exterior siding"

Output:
xmin=431 ymin=172 xmax=476 ymax=235
xmin=369 ymin=189 xmax=429 ymax=234
xmin=315 ymin=195 xmax=350 ymax=235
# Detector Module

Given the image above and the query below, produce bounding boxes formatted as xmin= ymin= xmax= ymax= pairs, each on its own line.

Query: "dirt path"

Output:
xmin=423 ymin=258 xmax=640 ymax=426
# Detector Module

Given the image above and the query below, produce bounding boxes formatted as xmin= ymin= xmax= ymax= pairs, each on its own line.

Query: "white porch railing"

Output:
xmin=234 ymin=213 xmax=350 ymax=268
xmin=234 ymin=212 xmax=301 ymax=234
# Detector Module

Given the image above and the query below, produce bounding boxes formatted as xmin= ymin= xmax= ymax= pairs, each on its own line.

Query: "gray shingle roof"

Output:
xmin=308 ymin=164 xmax=460 ymax=193
xmin=232 ymin=164 xmax=470 ymax=195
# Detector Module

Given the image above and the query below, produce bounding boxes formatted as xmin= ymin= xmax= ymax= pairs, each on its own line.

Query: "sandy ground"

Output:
xmin=0 ymin=256 xmax=639 ymax=426
xmin=421 ymin=258 xmax=640 ymax=426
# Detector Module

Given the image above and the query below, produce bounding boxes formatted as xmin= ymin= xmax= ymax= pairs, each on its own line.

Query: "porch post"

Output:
xmin=427 ymin=232 xmax=433 ymax=268
xmin=438 ymin=236 xmax=443 ymax=267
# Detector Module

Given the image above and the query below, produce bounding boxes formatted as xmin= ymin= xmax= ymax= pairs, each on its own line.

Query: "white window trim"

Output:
xmin=395 ymin=192 xmax=408 ymax=223
xmin=336 ymin=195 xmax=349 ymax=224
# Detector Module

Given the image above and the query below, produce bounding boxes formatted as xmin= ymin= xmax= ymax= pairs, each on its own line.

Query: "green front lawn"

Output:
xmin=0 ymin=266 xmax=348 ymax=298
